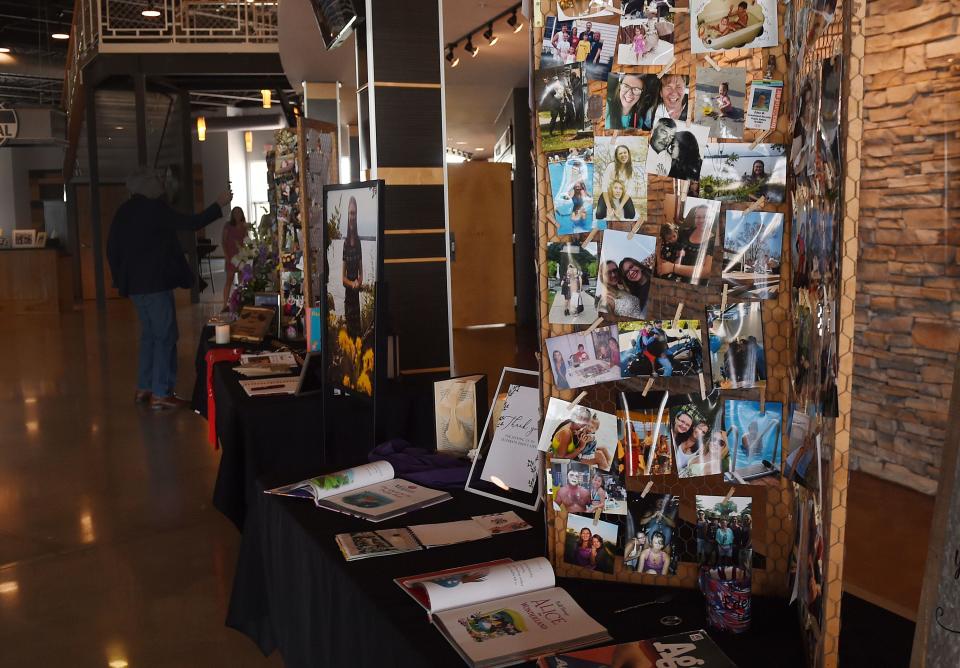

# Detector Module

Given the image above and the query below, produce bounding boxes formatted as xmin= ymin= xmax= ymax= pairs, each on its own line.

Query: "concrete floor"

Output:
xmin=0 ymin=300 xmax=281 ymax=666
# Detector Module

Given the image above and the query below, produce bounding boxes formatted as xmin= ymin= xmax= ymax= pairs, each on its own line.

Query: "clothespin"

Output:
xmin=672 ymin=6 xmax=690 ymax=11
xmin=593 ymin=506 xmax=603 ymax=525
xmin=759 ymin=386 xmax=766 ymax=414
xmin=585 ymin=316 xmax=605 ymax=334
xmin=750 ymin=129 xmax=772 ymax=149
xmin=603 ymin=2 xmax=624 ymax=14
xmin=641 ymin=480 xmax=654 ymax=498
xmin=673 ymin=302 xmax=684 ymax=324
xmin=583 ymin=226 xmax=600 ymax=245
xmin=733 ymin=472 xmax=747 ymax=484
xmin=642 ymin=376 xmax=655 ymax=397
xmin=699 ymin=372 xmax=706 ymax=400
xmin=727 ymin=53 xmax=753 ymax=64
xmin=569 ymin=390 xmax=588 ymax=408
xmin=627 ymin=219 xmax=644 ymax=240
xmin=658 ymin=57 xmax=675 ymax=79
xmin=744 ymin=196 xmax=767 ymax=214
xmin=723 ymin=487 xmax=736 ymax=502
xmin=721 ymin=284 xmax=729 ymax=312
xmin=704 ymin=55 xmax=722 ymax=71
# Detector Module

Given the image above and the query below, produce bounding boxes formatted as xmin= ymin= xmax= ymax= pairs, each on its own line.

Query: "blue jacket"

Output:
xmin=106 ymin=195 xmax=222 ymax=296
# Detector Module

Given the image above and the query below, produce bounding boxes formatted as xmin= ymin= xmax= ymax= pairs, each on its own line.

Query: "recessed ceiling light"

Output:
xmin=114 ymin=125 xmax=124 ymax=130
xmin=51 ymin=33 xmax=70 ymax=40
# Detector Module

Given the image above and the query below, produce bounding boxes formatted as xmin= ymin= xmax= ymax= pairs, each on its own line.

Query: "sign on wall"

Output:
xmin=0 ymin=104 xmax=18 ymax=146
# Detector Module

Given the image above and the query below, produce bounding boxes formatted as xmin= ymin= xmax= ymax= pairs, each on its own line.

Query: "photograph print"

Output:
xmin=621 ymin=408 xmax=674 ymax=475
xmin=549 ymin=459 xmax=593 ymax=513
xmin=535 ymin=62 xmax=592 ymax=153
xmin=696 ymin=492 xmax=753 ymax=631
xmin=546 ymin=326 xmax=623 ymax=390
xmin=325 ymin=182 xmax=380 ymax=397
xmin=694 ymin=66 xmax=747 ymax=139
xmin=722 ymin=210 xmax=785 ymax=299
xmin=593 ymin=135 xmax=648 ymax=225
xmin=724 ymin=399 xmax=783 ymax=483
xmin=745 ymin=79 xmax=782 ymax=131
xmin=564 ymin=512 xmax=620 ymax=574
xmin=699 ymin=143 xmax=787 ymax=203
xmin=690 ymin=0 xmax=778 ymax=53
xmin=616 ymin=16 xmax=675 ymax=66
xmin=605 ymin=72 xmax=661 ymax=131
xmin=670 ymin=392 xmax=727 ymax=478
xmin=707 ymin=301 xmax=767 ymax=390
xmin=547 ymin=241 xmax=600 ymax=325
xmin=656 ymin=196 xmax=720 ymax=286
xmin=617 ymin=319 xmax=703 ymax=378
xmin=625 ymin=492 xmax=680 ymax=575
xmin=539 ymin=397 xmax=619 ymax=471
xmin=655 ymin=74 xmax=689 ymax=122
xmin=541 ymin=16 xmax=618 ymax=82
xmin=596 ymin=229 xmax=658 ymax=320
xmin=547 ymin=148 xmax=596 ymax=234
xmin=557 ymin=0 xmax=616 ymax=20
xmin=645 ymin=117 xmax=710 ymax=182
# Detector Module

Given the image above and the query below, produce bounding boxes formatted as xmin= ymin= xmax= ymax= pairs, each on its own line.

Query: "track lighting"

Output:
xmin=507 ymin=10 xmax=523 ymax=33
xmin=465 ymin=36 xmax=478 ymax=57
xmin=483 ymin=23 xmax=498 ymax=46
xmin=445 ymin=47 xmax=460 ymax=68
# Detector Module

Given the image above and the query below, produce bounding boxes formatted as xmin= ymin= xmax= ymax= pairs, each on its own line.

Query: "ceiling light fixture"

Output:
xmin=244 ymin=131 xmax=253 ymax=153
xmin=142 ymin=1 xmax=161 ymax=18
xmin=0 ymin=47 xmax=10 ymax=54
xmin=260 ymin=89 xmax=272 ymax=109
xmin=445 ymin=46 xmax=460 ymax=68
xmin=464 ymin=35 xmax=478 ymax=58
xmin=483 ymin=23 xmax=498 ymax=46
xmin=507 ymin=10 xmax=523 ymax=33
xmin=51 ymin=32 xmax=70 ymax=40
xmin=196 ymin=116 xmax=206 ymax=142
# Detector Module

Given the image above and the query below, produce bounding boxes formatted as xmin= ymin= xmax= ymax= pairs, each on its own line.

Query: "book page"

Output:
xmin=320 ymin=478 xmax=447 ymax=518
xmin=434 ymin=587 xmax=608 ymax=666
xmin=416 ymin=557 xmax=555 ymax=614
xmin=265 ymin=461 xmax=395 ymax=501
xmin=409 ymin=520 xmax=491 ymax=548
xmin=396 ymin=559 xmax=514 ymax=612
xmin=480 ymin=385 xmax=541 ymax=492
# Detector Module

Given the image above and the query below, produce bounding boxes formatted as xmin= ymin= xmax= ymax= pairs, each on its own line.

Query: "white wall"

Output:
xmin=0 ymin=145 xmax=65 ymax=238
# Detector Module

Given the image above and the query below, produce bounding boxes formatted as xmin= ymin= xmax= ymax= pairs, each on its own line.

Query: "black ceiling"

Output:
xmin=0 ymin=0 xmax=74 ymax=56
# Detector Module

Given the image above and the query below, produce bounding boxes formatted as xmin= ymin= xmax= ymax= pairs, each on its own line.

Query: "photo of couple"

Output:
xmin=541 ymin=17 xmax=617 ymax=82
xmin=694 ymin=66 xmax=747 ymax=139
xmin=690 ymin=0 xmax=778 ymax=53
xmin=617 ymin=319 xmax=703 ymax=378
xmin=535 ymin=63 xmax=591 ymax=153
xmin=593 ymin=136 xmax=648 ymax=225
xmin=624 ymin=493 xmax=680 ymax=575
xmin=707 ymin=302 xmax=767 ymax=389
xmin=616 ymin=17 xmax=675 ymax=66
xmin=564 ymin=512 xmax=619 ymax=574
xmin=722 ymin=210 xmax=785 ymax=299
xmin=597 ymin=229 xmax=657 ymax=320
xmin=547 ymin=241 xmax=599 ymax=325
xmin=699 ymin=143 xmax=787 ymax=203
xmin=671 ymin=394 xmax=728 ymax=478
xmin=724 ymin=399 xmax=783 ymax=483
xmin=645 ymin=117 xmax=710 ymax=181
xmin=547 ymin=149 xmax=596 ymax=234
xmin=540 ymin=398 xmax=619 ymax=472
xmin=546 ymin=326 xmax=623 ymax=390
xmin=657 ymin=196 xmax=720 ymax=286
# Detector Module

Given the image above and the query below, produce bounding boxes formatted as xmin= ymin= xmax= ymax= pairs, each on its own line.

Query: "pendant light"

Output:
xmin=196 ymin=116 xmax=206 ymax=142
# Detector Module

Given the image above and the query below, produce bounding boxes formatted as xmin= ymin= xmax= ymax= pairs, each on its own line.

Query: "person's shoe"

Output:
xmin=564 ymin=309 xmax=570 ymax=316
xmin=134 ymin=390 xmax=152 ymax=404
xmin=150 ymin=395 xmax=190 ymax=410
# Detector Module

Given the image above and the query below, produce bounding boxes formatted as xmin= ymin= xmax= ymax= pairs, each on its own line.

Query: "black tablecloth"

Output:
xmin=226 ymin=479 xmax=802 ymax=668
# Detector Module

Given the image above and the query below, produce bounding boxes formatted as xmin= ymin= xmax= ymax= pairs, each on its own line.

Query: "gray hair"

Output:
xmin=126 ymin=167 xmax=165 ymax=198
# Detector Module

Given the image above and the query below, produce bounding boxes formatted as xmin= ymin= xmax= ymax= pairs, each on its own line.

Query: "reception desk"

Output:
xmin=0 ymin=248 xmax=74 ymax=315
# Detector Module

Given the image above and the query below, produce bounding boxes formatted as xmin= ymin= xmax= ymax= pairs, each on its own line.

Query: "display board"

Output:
xmin=299 ymin=118 xmax=339 ymax=307
xmin=532 ymin=0 xmax=862 ymax=665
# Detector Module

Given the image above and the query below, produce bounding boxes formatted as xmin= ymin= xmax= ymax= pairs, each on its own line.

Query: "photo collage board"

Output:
xmin=534 ymin=0 xmax=859 ymax=660
xmin=273 ymin=128 xmax=306 ymax=341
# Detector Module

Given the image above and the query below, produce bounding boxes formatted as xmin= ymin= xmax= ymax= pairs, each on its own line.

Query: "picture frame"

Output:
xmin=34 ymin=232 xmax=47 ymax=248
xmin=12 ymin=229 xmax=36 ymax=248
xmin=296 ymin=351 xmax=324 ymax=397
xmin=465 ymin=367 xmax=542 ymax=511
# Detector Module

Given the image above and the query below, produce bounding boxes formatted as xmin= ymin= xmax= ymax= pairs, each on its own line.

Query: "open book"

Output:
xmin=265 ymin=461 xmax=452 ymax=522
xmin=396 ymin=558 xmax=610 ymax=668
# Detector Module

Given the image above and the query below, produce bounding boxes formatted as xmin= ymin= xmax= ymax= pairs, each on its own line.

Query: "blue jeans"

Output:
xmin=130 ymin=290 xmax=178 ymax=397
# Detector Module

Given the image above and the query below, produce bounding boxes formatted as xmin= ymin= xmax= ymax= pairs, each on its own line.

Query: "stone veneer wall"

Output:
xmin=853 ymin=0 xmax=959 ymax=494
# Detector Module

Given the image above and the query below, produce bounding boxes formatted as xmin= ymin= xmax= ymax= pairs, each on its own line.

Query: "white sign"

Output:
xmin=0 ymin=105 xmax=18 ymax=146
xmin=480 ymin=384 xmax=542 ymax=493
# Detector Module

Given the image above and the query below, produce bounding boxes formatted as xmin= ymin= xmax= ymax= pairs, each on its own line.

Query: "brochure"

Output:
xmin=266 ymin=461 xmax=452 ymax=522
xmin=238 ymin=377 xmax=299 ymax=397
xmin=538 ymin=629 xmax=737 ymax=667
xmin=335 ymin=528 xmax=422 ymax=561
xmin=396 ymin=558 xmax=610 ymax=668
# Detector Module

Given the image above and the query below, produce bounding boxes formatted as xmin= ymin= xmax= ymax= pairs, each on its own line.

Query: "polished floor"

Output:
xmin=0 ymin=300 xmax=282 ymax=666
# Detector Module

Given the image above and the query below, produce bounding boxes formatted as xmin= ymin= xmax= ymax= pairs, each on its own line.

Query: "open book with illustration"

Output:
xmin=396 ymin=558 xmax=610 ymax=668
xmin=538 ymin=629 xmax=736 ymax=667
xmin=265 ymin=461 xmax=451 ymax=522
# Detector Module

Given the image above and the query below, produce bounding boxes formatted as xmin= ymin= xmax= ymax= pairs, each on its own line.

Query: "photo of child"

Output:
xmin=546 ymin=149 xmax=596 ymax=234
xmin=707 ymin=302 xmax=767 ymax=390
xmin=616 ymin=17 xmax=675 ymax=66
xmin=539 ymin=397 xmax=619 ymax=471
xmin=690 ymin=0 xmax=778 ymax=53
xmin=596 ymin=229 xmax=658 ymax=320
xmin=541 ymin=17 xmax=619 ymax=82
xmin=564 ymin=512 xmax=620 ymax=574
xmin=694 ymin=66 xmax=747 ymax=139
xmin=626 ymin=493 xmax=679 ymax=575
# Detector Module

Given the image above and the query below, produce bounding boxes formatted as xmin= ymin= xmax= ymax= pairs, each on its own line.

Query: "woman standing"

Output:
xmin=564 ymin=261 xmax=583 ymax=315
xmin=221 ymin=206 xmax=249 ymax=310
xmin=552 ymin=349 xmax=570 ymax=390
xmin=341 ymin=196 xmax=364 ymax=338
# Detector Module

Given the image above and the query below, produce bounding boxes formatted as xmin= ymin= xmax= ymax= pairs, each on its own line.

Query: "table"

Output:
xmin=227 ymin=478 xmax=803 ymax=667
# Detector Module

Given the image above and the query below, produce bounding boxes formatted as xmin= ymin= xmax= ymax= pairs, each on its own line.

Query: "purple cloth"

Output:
xmin=368 ymin=439 xmax=470 ymax=490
